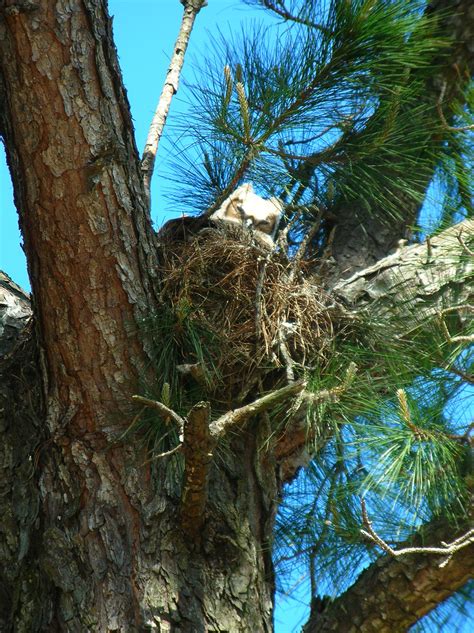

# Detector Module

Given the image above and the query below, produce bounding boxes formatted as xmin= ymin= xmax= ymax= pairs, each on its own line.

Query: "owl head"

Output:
xmin=211 ymin=183 xmax=283 ymax=245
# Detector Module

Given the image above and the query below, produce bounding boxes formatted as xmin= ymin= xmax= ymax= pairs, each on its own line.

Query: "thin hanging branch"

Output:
xmin=141 ymin=0 xmax=207 ymax=208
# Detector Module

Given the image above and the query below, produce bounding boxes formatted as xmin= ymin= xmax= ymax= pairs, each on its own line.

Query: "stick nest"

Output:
xmin=157 ymin=225 xmax=346 ymax=405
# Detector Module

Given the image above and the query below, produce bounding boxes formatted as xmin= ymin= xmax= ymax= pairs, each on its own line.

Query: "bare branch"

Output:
xmin=131 ymin=394 xmax=185 ymax=431
xmin=360 ymin=499 xmax=474 ymax=568
xmin=141 ymin=0 xmax=207 ymax=208
xmin=288 ymin=205 xmax=323 ymax=282
xmin=255 ymin=0 xmax=332 ymax=34
xmin=437 ymin=80 xmax=474 ymax=132
xmin=209 ymin=381 xmax=306 ymax=439
xmin=151 ymin=444 xmax=183 ymax=460
xmin=439 ymin=305 xmax=474 ymax=344
xmin=457 ymin=227 xmax=474 ymax=256
xmin=181 ymin=401 xmax=213 ymax=537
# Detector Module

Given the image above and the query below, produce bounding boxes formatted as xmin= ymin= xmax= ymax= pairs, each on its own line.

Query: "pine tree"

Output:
xmin=0 ymin=1 xmax=472 ymax=631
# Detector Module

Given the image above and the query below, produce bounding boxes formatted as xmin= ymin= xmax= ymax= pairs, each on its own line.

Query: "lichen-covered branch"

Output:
xmin=334 ymin=218 xmax=474 ymax=331
xmin=209 ymin=380 xmax=306 ymax=439
xmin=181 ymin=401 xmax=213 ymax=537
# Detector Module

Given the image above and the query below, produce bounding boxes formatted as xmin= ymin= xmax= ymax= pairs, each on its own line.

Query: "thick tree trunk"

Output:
xmin=0 ymin=1 xmax=471 ymax=631
xmin=0 ymin=314 xmax=276 ymax=631
xmin=0 ymin=3 xmax=275 ymax=631
xmin=1 ymin=213 xmax=472 ymax=630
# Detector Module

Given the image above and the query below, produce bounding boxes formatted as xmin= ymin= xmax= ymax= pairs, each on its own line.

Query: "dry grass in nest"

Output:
xmin=158 ymin=225 xmax=343 ymax=404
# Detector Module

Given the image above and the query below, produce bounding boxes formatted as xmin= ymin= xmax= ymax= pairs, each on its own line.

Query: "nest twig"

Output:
xmin=157 ymin=224 xmax=344 ymax=405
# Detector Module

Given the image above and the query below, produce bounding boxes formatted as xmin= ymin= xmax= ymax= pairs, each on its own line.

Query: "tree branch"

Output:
xmin=209 ymin=380 xmax=306 ymax=439
xmin=254 ymin=0 xmax=331 ymax=34
xmin=334 ymin=218 xmax=474 ymax=331
xmin=304 ymin=518 xmax=474 ymax=632
xmin=360 ymin=499 xmax=474 ymax=568
xmin=131 ymin=394 xmax=185 ymax=432
xmin=141 ymin=0 xmax=207 ymax=208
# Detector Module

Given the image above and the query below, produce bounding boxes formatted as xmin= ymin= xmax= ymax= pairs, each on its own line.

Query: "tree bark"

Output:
xmin=0 ymin=3 xmax=275 ymax=631
xmin=1 ymin=211 xmax=471 ymax=630
xmin=0 ymin=1 xmax=472 ymax=631
xmin=334 ymin=218 xmax=474 ymax=329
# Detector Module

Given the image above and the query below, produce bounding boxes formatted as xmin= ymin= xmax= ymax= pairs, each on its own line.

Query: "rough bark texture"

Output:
xmin=334 ymin=217 xmax=474 ymax=327
xmin=0 ymin=276 xmax=276 ymax=632
xmin=1 ymin=210 xmax=472 ymax=630
xmin=0 ymin=0 xmax=159 ymax=419
xmin=0 ymin=2 xmax=275 ymax=631
xmin=304 ymin=523 xmax=474 ymax=633
xmin=0 ymin=0 xmax=472 ymax=631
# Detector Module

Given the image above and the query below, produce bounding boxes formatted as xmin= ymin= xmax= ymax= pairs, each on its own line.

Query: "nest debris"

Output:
xmin=156 ymin=224 xmax=347 ymax=406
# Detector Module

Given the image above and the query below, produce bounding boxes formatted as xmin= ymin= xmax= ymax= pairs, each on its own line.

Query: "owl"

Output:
xmin=210 ymin=183 xmax=283 ymax=247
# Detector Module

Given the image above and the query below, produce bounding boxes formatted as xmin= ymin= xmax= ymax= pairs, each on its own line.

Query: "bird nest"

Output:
xmin=156 ymin=225 xmax=345 ymax=406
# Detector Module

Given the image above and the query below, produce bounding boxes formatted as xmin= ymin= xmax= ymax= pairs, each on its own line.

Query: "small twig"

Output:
xmin=457 ymin=228 xmax=474 ymax=257
xmin=288 ymin=206 xmax=323 ymax=282
xmin=141 ymin=0 xmax=207 ymax=209
xmin=360 ymin=499 xmax=474 ymax=568
xmin=439 ymin=305 xmax=474 ymax=344
xmin=303 ymin=362 xmax=357 ymax=407
xmin=437 ymin=80 xmax=474 ymax=132
xmin=131 ymin=395 xmax=185 ymax=431
xmin=258 ymin=0 xmax=332 ymax=34
xmin=210 ymin=381 xmax=306 ymax=439
xmin=444 ymin=364 xmax=474 ymax=385
xmin=446 ymin=421 xmax=474 ymax=443
xmin=255 ymin=252 xmax=272 ymax=354
xmin=425 ymin=235 xmax=433 ymax=263
xmin=277 ymin=322 xmax=297 ymax=384
xmin=275 ymin=207 xmax=302 ymax=251
xmin=152 ymin=444 xmax=183 ymax=460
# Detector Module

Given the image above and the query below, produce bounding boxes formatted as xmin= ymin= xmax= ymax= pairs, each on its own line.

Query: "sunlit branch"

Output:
xmin=360 ymin=499 xmax=474 ymax=568
xmin=141 ymin=0 xmax=207 ymax=209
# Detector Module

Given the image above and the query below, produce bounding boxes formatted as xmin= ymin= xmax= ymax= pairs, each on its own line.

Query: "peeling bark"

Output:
xmin=334 ymin=218 xmax=474 ymax=328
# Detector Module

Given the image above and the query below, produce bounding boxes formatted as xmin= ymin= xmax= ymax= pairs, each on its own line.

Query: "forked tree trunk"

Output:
xmin=0 ymin=1 xmax=472 ymax=632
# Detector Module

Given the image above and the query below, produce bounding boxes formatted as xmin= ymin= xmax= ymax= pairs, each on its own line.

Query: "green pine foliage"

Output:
xmin=166 ymin=0 xmax=455 ymax=224
xmin=154 ymin=0 xmax=473 ymax=621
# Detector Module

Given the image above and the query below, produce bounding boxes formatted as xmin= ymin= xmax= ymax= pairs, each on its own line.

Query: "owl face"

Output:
xmin=211 ymin=183 xmax=283 ymax=244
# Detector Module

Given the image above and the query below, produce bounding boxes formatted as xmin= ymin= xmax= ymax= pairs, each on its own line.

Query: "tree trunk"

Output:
xmin=0 ymin=2 xmax=275 ymax=630
xmin=2 ymin=212 xmax=472 ymax=629
xmin=304 ymin=520 xmax=474 ymax=633
xmin=0 ymin=1 xmax=472 ymax=631
xmin=0 ymin=314 xmax=276 ymax=631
